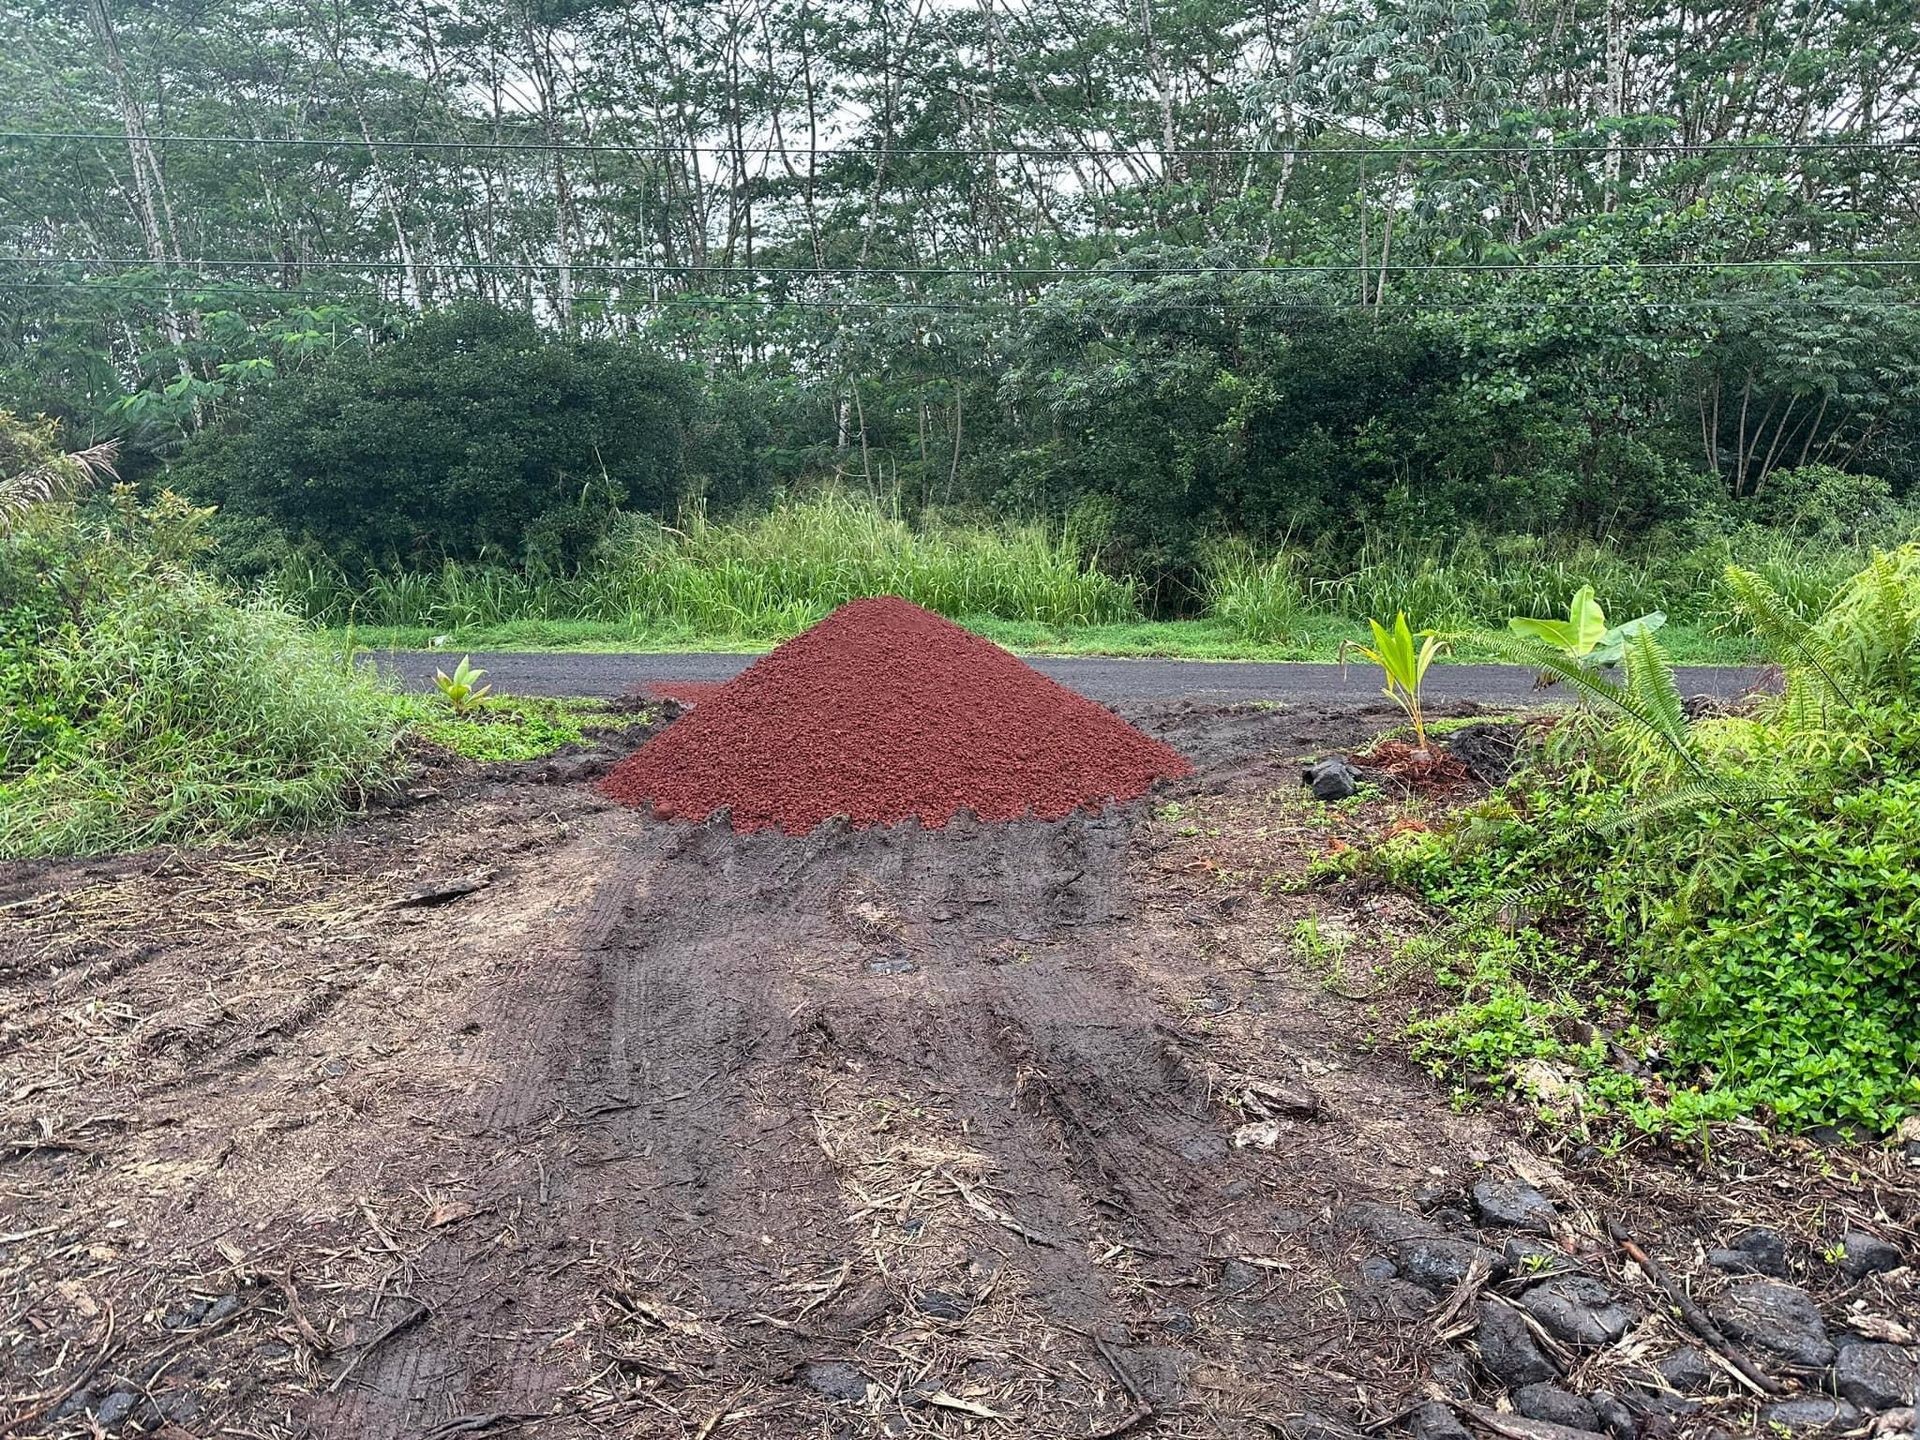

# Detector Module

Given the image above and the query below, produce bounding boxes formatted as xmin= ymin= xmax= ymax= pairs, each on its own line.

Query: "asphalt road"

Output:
xmin=369 ymin=649 xmax=1765 ymax=706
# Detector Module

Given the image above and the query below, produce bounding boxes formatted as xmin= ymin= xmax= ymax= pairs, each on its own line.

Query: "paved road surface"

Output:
xmin=369 ymin=649 xmax=1764 ymax=706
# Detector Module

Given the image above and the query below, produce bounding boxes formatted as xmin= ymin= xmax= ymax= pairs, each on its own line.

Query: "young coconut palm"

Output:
xmin=1344 ymin=612 xmax=1447 ymax=756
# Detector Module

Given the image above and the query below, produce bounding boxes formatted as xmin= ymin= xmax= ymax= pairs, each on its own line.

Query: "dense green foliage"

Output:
xmin=171 ymin=307 xmax=709 ymax=574
xmin=0 ymin=478 xmax=402 ymax=858
xmin=1400 ymin=549 xmax=1920 ymax=1134
xmin=7 ymin=1 xmax=1920 ymax=592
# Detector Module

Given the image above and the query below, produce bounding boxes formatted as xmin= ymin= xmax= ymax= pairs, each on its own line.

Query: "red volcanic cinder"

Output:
xmin=600 ymin=596 xmax=1192 ymax=834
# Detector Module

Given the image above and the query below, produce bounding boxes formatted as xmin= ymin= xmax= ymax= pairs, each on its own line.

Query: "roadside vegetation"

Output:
xmin=0 ymin=460 xmax=404 ymax=859
xmin=6 ymin=0 xmax=1920 ymax=1145
xmin=1356 ymin=547 xmax=1920 ymax=1137
xmin=0 ymin=416 xmax=620 ymax=859
xmin=270 ymin=489 xmax=1865 ymax=666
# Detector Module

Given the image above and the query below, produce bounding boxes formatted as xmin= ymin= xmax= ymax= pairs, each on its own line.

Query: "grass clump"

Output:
xmin=0 ymin=489 xmax=403 ymax=859
xmin=277 ymin=490 xmax=1140 ymax=640
xmin=1390 ymin=548 xmax=1920 ymax=1137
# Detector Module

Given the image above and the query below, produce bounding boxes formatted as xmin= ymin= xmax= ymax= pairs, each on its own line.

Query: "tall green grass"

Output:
xmin=278 ymin=492 xmax=1141 ymax=636
xmin=275 ymin=488 xmax=1886 ymax=656
xmin=1 ymin=571 xmax=403 ymax=858
xmin=1202 ymin=540 xmax=1309 ymax=643
xmin=1200 ymin=530 xmax=1871 ymax=645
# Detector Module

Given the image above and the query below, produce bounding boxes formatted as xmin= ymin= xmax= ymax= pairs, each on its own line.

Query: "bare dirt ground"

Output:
xmin=2 ymin=701 xmax=1914 ymax=1440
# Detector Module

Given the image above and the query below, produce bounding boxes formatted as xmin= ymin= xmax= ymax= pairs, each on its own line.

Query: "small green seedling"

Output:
xmin=1509 ymin=584 xmax=1665 ymax=668
xmin=1343 ymin=612 xmax=1446 ymax=754
xmin=434 ymin=655 xmax=492 ymax=714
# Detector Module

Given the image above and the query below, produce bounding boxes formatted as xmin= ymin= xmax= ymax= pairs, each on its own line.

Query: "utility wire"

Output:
xmin=10 ymin=254 xmax=1920 ymax=276
xmin=7 ymin=277 xmax=1915 ymax=314
xmin=3 ymin=129 xmax=1919 ymax=160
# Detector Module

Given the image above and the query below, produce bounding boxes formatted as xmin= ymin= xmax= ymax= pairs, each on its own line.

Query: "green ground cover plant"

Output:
xmin=400 ymin=693 xmax=611 ymax=764
xmin=1390 ymin=549 xmax=1920 ymax=1137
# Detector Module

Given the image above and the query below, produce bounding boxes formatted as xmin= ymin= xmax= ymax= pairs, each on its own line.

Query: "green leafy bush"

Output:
xmin=173 ymin=304 xmax=704 ymax=575
xmin=1404 ymin=549 xmax=1920 ymax=1134
xmin=1642 ymin=781 xmax=1920 ymax=1129
xmin=0 ymin=488 xmax=402 ymax=858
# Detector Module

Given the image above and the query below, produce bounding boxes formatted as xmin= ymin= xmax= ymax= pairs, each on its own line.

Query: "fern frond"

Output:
xmin=1723 ymin=563 xmax=1860 ymax=720
xmin=1864 ymin=551 xmax=1917 ymax=696
xmin=1488 ymin=629 xmax=1702 ymax=775
xmin=1482 ymin=630 xmax=1625 ymax=706
xmin=1622 ymin=627 xmax=1688 ymax=748
xmin=1589 ymin=775 xmax=1782 ymax=835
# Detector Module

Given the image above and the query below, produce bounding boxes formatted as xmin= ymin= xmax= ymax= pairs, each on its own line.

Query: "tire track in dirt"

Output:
xmin=296 ymin=704 xmax=1508 ymax=1438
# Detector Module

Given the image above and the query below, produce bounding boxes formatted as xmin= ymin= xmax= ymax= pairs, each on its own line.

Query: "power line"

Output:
xmin=6 ymin=276 xmax=1914 ymax=315
xmin=3 ymin=129 xmax=1918 ymax=161
xmin=9 ymin=254 xmax=1920 ymax=278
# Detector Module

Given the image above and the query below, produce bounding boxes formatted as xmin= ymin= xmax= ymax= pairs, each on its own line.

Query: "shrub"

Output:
xmin=0 ymin=490 xmax=402 ymax=858
xmin=173 ymin=304 xmax=703 ymax=575
xmin=1641 ymin=781 xmax=1920 ymax=1130
xmin=1405 ymin=547 xmax=1920 ymax=1133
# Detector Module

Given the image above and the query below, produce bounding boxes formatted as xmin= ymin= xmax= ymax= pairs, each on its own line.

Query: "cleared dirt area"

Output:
xmin=2 ymin=701 xmax=1913 ymax=1440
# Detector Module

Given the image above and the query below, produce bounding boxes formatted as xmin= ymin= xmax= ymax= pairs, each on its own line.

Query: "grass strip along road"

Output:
xmin=369 ymin=650 xmax=1764 ymax=705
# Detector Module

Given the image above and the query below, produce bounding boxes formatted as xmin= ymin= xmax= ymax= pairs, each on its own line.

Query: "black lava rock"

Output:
xmin=1758 ymin=1396 xmax=1862 ymax=1432
xmin=1345 ymin=1203 xmax=1441 ymax=1245
xmin=1444 ymin=724 xmax=1521 ymax=784
xmin=1619 ymin=1385 xmax=1700 ymax=1421
xmin=799 ymin=1360 xmax=870 ymax=1401
xmin=1429 ymin=1352 xmax=1475 ymax=1400
xmin=1707 ymin=1226 xmax=1790 ymax=1279
xmin=1414 ymin=1183 xmax=1459 ymax=1213
xmin=1837 ymin=1230 xmax=1903 ymax=1280
xmin=1365 ymin=1277 xmax=1441 ymax=1323
xmin=912 ymin=1289 xmax=972 ymax=1321
xmin=1708 ymin=1279 xmax=1835 ymax=1369
xmin=161 ymin=1296 xmax=214 ymax=1330
xmin=1304 ymin=757 xmax=1360 ymax=801
xmin=1521 ymin=1275 xmax=1633 ymax=1347
xmin=1514 ymin=1382 xmax=1600 ymax=1429
xmin=1391 ymin=1235 xmax=1503 ymax=1293
xmin=1589 ymin=1392 xmax=1636 ymax=1439
xmin=1655 ymin=1346 xmax=1717 ymax=1394
xmin=1359 ymin=1256 xmax=1399 ymax=1284
xmin=1476 ymin=1300 xmax=1558 ymax=1387
xmin=93 ymin=1390 xmax=139 ymax=1429
xmin=1429 ymin=1205 xmax=1477 ymax=1236
xmin=1408 ymin=1401 xmax=1472 ymax=1440
xmin=1217 ymin=1258 xmax=1263 ymax=1294
xmin=1833 ymin=1340 xmax=1919 ymax=1410
xmin=1471 ymin=1178 xmax=1559 ymax=1234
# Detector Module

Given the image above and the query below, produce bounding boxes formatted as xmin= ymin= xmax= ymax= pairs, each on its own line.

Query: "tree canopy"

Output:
xmin=3 ymin=0 xmax=1918 ymax=575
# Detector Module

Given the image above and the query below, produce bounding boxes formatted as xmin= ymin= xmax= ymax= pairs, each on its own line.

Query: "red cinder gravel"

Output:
xmin=601 ymin=596 xmax=1193 ymax=833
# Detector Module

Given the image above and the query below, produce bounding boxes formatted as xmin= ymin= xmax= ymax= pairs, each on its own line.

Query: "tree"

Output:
xmin=172 ymin=305 xmax=702 ymax=571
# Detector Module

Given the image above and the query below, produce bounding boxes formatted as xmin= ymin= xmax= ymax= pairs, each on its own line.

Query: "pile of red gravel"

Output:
xmin=601 ymin=596 xmax=1192 ymax=834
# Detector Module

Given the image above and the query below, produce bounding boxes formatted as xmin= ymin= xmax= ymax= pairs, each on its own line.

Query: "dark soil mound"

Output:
xmin=600 ymin=597 xmax=1193 ymax=833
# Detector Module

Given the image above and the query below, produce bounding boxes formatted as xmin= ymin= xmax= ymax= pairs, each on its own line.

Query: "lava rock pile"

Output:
xmin=601 ymin=596 xmax=1192 ymax=833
